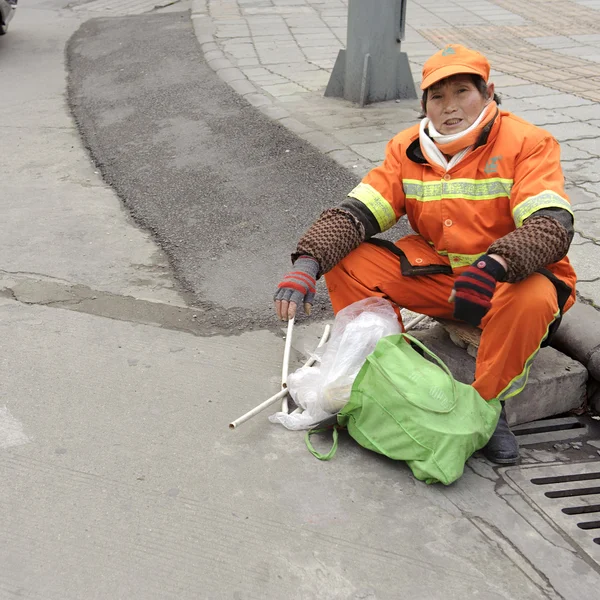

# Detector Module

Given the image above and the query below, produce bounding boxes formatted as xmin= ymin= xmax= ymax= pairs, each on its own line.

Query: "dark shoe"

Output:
xmin=483 ymin=404 xmax=519 ymax=464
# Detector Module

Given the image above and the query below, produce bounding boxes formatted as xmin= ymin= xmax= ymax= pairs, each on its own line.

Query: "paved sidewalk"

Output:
xmin=190 ymin=0 xmax=600 ymax=307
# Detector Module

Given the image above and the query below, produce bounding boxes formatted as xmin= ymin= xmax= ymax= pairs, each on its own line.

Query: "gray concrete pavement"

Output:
xmin=5 ymin=295 xmax=600 ymax=599
xmin=0 ymin=0 xmax=187 ymax=307
xmin=2 ymin=1 xmax=600 ymax=598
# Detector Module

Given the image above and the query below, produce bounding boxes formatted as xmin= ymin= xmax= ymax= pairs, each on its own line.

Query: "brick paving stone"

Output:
xmin=222 ymin=43 xmax=257 ymax=59
xmin=217 ymin=67 xmax=248 ymax=82
xmin=228 ymin=78 xmax=258 ymax=95
xmin=204 ymin=49 xmax=225 ymax=61
xmin=350 ymin=141 xmax=389 ymax=162
xmin=555 ymin=45 xmax=600 ymax=58
xmin=491 ymin=74 xmax=535 ymax=87
xmin=516 ymin=109 xmax=575 ymax=126
xmin=243 ymin=92 xmax=273 ymax=107
xmin=522 ymin=94 xmax=594 ymax=109
xmin=277 ymin=116 xmax=314 ymax=134
xmin=301 ymin=130 xmax=345 ymax=153
xmin=501 ymin=84 xmax=562 ymax=99
xmin=582 ymin=182 xmax=600 ymax=199
xmin=326 ymin=148 xmax=371 ymax=170
xmin=525 ymin=36 xmax=584 ymax=49
xmin=568 ymin=138 xmax=600 ymax=155
xmin=581 ymin=90 xmax=600 ymax=102
xmin=257 ymin=104 xmax=291 ymax=120
xmin=248 ymin=73 xmax=289 ymax=85
xmin=207 ymin=57 xmax=233 ymax=70
xmin=556 ymin=105 xmax=600 ymax=120
xmin=307 ymin=114 xmax=367 ymax=129
xmin=262 ymin=82 xmax=308 ymax=95
xmin=560 ymin=143 xmax=597 ymax=162
xmin=545 ymin=122 xmax=600 ymax=143
xmin=568 ymin=186 xmax=600 ymax=208
xmin=331 ymin=126 xmax=392 ymax=146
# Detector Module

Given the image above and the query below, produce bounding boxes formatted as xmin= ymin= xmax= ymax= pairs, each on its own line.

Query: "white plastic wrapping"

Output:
xmin=269 ymin=297 xmax=402 ymax=430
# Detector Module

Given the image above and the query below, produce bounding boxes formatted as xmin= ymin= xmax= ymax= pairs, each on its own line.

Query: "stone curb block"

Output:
xmin=551 ymin=302 xmax=600 ymax=380
xmin=191 ymin=0 xmax=208 ymax=16
xmin=244 ymin=93 xmax=272 ymax=108
xmin=228 ymin=79 xmax=259 ymax=96
xmin=204 ymin=49 xmax=224 ymax=62
xmin=207 ymin=58 xmax=233 ymax=71
xmin=217 ymin=67 xmax=247 ymax=83
xmin=258 ymin=105 xmax=292 ymax=120
xmin=412 ymin=325 xmax=587 ymax=426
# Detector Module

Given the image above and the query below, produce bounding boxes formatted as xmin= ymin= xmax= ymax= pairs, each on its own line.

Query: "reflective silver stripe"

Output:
xmin=403 ymin=178 xmax=513 ymax=201
xmin=447 ymin=252 xmax=486 ymax=268
xmin=513 ymin=191 xmax=573 ymax=227
xmin=347 ymin=182 xmax=397 ymax=231
xmin=495 ymin=310 xmax=560 ymax=402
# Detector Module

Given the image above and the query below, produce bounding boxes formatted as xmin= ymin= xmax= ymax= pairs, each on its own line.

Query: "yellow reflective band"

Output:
xmin=495 ymin=309 xmax=561 ymax=402
xmin=403 ymin=178 xmax=513 ymax=202
xmin=512 ymin=192 xmax=574 ymax=228
xmin=348 ymin=182 xmax=397 ymax=231
xmin=447 ymin=252 xmax=486 ymax=268
xmin=429 ymin=244 xmax=485 ymax=267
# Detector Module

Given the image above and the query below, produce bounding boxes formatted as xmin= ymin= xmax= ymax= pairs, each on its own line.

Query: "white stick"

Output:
xmin=287 ymin=323 xmax=332 ymax=416
xmin=228 ymin=388 xmax=289 ymax=430
xmin=229 ymin=322 xmax=332 ymax=428
xmin=302 ymin=323 xmax=331 ymax=368
xmin=280 ymin=317 xmax=295 ymax=413
xmin=405 ymin=313 xmax=428 ymax=331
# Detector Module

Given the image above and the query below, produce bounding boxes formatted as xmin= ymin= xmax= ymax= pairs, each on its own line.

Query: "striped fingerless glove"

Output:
xmin=453 ymin=255 xmax=506 ymax=327
xmin=274 ymin=255 xmax=320 ymax=313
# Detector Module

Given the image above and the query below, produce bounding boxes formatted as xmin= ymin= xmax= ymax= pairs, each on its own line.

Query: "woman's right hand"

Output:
xmin=273 ymin=255 xmax=319 ymax=321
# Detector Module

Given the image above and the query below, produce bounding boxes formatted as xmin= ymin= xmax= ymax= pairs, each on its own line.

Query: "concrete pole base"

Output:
xmin=325 ymin=49 xmax=417 ymax=105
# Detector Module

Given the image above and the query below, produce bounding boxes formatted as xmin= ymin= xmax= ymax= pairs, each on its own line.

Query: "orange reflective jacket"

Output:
xmin=347 ymin=110 xmax=576 ymax=305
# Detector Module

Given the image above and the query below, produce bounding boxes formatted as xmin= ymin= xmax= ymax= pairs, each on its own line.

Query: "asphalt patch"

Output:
xmin=66 ymin=12 xmax=409 ymax=333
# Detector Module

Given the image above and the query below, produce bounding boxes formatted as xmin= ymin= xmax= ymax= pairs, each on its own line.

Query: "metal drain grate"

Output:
xmin=511 ymin=416 xmax=588 ymax=446
xmin=502 ymin=461 xmax=600 ymax=563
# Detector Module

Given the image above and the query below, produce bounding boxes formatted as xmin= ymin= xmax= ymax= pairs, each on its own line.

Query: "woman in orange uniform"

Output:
xmin=274 ymin=45 xmax=576 ymax=465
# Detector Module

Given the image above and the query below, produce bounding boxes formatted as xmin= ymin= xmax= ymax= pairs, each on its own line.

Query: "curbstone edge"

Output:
xmin=551 ymin=301 xmax=600 ymax=380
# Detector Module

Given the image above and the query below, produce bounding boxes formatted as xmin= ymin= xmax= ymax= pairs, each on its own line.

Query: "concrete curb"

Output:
xmin=190 ymin=0 xmax=375 ymax=173
xmin=191 ymin=0 xmax=289 ymax=118
xmin=551 ymin=302 xmax=600 ymax=412
xmin=413 ymin=325 xmax=588 ymax=425
xmin=552 ymin=302 xmax=600 ymax=381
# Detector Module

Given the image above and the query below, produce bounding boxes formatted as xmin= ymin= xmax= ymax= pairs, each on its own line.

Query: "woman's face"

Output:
xmin=424 ymin=75 xmax=494 ymax=135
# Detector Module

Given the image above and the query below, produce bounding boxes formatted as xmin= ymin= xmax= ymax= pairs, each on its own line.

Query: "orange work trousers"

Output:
xmin=324 ymin=242 xmax=560 ymax=402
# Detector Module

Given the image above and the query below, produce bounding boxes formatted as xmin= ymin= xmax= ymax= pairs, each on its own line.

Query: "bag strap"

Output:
xmin=305 ymin=426 xmax=339 ymax=461
xmin=401 ymin=333 xmax=458 ymax=400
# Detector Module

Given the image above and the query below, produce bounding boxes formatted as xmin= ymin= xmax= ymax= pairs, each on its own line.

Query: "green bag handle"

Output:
xmin=305 ymin=426 xmax=339 ymax=460
xmin=305 ymin=333 xmax=459 ymax=459
xmin=402 ymin=333 xmax=458 ymax=391
xmin=369 ymin=333 xmax=458 ymax=414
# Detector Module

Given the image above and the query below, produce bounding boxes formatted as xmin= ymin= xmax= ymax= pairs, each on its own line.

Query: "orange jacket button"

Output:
xmin=415 ymin=258 xmax=423 ymax=264
xmin=444 ymin=219 xmax=453 ymax=227
xmin=443 ymin=174 xmax=451 ymax=181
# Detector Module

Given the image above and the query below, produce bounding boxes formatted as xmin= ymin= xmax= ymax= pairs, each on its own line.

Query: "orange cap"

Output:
xmin=420 ymin=44 xmax=490 ymax=90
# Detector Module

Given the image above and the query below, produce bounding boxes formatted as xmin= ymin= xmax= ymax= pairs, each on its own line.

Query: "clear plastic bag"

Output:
xmin=269 ymin=297 xmax=402 ymax=430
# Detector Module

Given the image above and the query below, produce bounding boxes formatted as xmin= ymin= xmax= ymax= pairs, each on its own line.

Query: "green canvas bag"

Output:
xmin=306 ymin=333 xmax=502 ymax=485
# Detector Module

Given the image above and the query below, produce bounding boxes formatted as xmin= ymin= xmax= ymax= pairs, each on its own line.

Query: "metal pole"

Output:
xmin=325 ymin=0 xmax=416 ymax=105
